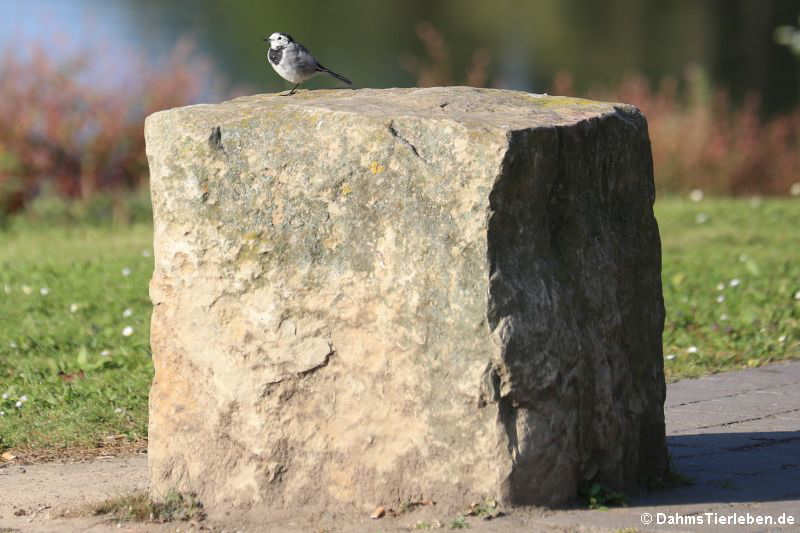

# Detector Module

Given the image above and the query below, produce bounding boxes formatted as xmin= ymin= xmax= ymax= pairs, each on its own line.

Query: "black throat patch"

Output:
xmin=268 ymin=47 xmax=283 ymax=66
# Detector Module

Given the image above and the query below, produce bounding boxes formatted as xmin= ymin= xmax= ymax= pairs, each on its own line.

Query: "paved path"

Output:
xmin=2 ymin=361 xmax=799 ymax=532
xmin=535 ymin=360 xmax=800 ymax=532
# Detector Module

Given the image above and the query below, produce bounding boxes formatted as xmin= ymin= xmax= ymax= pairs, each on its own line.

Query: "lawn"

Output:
xmin=0 ymin=196 xmax=798 ymax=453
xmin=658 ymin=197 xmax=800 ymax=380
xmin=0 ymin=224 xmax=153 ymax=454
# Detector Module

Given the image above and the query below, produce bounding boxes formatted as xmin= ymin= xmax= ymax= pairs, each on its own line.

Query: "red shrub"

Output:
xmin=555 ymin=67 xmax=800 ymax=195
xmin=402 ymin=22 xmax=490 ymax=89
xmin=404 ymin=24 xmax=798 ymax=195
xmin=0 ymin=38 xmax=224 ymax=214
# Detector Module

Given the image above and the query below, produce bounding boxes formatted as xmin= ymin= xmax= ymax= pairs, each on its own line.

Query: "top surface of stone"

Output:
xmin=153 ymin=86 xmax=630 ymax=131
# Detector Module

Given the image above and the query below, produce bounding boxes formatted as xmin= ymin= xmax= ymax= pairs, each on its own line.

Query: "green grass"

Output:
xmin=579 ymin=481 xmax=627 ymax=510
xmin=0 ymin=196 xmax=798 ymax=453
xmin=91 ymin=489 xmax=205 ymax=523
xmin=658 ymin=197 xmax=800 ymax=380
xmin=0 ymin=223 xmax=153 ymax=451
xmin=448 ymin=515 xmax=470 ymax=529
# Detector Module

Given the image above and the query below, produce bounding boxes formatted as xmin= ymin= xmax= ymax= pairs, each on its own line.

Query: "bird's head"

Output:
xmin=265 ymin=32 xmax=293 ymax=49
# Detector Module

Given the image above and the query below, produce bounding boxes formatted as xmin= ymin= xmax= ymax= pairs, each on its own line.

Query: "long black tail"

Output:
xmin=317 ymin=65 xmax=352 ymax=86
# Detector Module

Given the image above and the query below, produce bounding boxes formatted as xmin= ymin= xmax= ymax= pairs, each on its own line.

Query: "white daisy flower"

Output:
xmin=720 ymin=314 xmax=729 ymax=321
xmin=716 ymin=295 xmax=725 ymax=303
xmin=69 ymin=303 xmax=79 ymax=313
xmin=121 ymin=267 xmax=132 ymax=277
xmin=689 ymin=189 xmax=704 ymax=202
xmin=1 ymin=392 xmax=8 ymax=399
xmin=100 ymin=350 xmax=111 ymax=357
xmin=665 ymin=354 xmax=676 ymax=361
xmin=21 ymin=285 xmax=32 ymax=295
xmin=122 ymin=326 xmax=134 ymax=337
xmin=19 ymin=395 xmax=27 ymax=402
xmin=778 ymin=335 xmax=787 ymax=343
xmin=122 ymin=308 xmax=133 ymax=318
xmin=39 ymin=287 xmax=49 ymax=296
xmin=791 ymin=182 xmax=800 ymax=196
xmin=716 ymin=283 xmax=725 ymax=291
xmin=15 ymin=401 xmax=22 ymax=408
xmin=687 ymin=346 xmax=699 ymax=354
xmin=729 ymin=279 xmax=741 ymax=287
xmin=695 ymin=213 xmax=709 ymax=224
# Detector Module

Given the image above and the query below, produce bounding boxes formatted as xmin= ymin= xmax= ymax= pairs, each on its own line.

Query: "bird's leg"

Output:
xmin=281 ymin=84 xmax=299 ymax=96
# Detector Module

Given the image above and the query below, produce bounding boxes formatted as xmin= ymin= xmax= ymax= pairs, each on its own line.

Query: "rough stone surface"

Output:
xmin=145 ymin=87 xmax=667 ymax=512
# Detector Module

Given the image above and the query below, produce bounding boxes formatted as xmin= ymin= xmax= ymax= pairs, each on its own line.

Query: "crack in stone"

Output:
xmin=208 ymin=126 xmax=224 ymax=152
xmin=612 ymin=105 xmax=640 ymax=128
xmin=477 ymin=363 xmax=502 ymax=408
xmin=258 ymin=344 xmax=334 ymax=399
xmin=296 ymin=343 xmax=335 ymax=377
xmin=388 ymin=121 xmax=426 ymax=162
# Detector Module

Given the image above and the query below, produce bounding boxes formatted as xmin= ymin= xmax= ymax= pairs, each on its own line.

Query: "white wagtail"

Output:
xmin=264 ymin=32 xmax=352 ymax=95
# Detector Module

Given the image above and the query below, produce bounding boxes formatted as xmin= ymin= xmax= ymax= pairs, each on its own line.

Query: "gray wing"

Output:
xmin=287 ymin=42 xmax=321 ymax=77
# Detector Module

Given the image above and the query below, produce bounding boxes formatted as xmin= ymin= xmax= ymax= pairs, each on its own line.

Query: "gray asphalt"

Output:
xmin=534 ymin=360 xmax=800 ymax=532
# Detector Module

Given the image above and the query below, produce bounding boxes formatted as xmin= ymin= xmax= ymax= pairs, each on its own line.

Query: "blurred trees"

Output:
xmin=122 ymin=0 xmax=799 ymax=114
xmin=0 ymin=39 xmax=218 ymax=216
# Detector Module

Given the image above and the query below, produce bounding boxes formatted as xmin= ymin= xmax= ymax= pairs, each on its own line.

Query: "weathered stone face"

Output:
xmin=145 ymin=87 xmax=667 ymax=512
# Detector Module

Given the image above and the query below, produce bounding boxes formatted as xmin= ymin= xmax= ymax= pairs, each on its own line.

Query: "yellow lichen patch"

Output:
xmin=369 ymin=161 xmax=385 ymax=174
xmin=340 ymin=182 xmax=353 ymax=196
xmin=323 ymin=234 xmax=341 ymax=251
xmin=527 ymin=94 xmax=610 ymax=108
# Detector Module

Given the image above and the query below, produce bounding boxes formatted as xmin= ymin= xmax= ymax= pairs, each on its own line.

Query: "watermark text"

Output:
xmin=640 ymin=511 xmax=795 ymax=527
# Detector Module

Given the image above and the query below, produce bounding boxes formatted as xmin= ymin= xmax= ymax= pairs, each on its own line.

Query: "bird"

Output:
xmin=264 ymin=32 xmax=352 ymax=96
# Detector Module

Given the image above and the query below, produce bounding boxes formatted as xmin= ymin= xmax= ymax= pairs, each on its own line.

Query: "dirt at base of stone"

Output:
xmin=0 ymin=454 xmax=615 ymax=533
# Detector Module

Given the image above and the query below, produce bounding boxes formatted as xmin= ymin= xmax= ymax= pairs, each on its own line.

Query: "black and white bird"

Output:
xmin=264 ymin=32 xmax=352 ymax=95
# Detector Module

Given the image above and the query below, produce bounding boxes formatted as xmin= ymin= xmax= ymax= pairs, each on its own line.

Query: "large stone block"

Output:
xmin=145 ymin=87 xmax=667 ymax=512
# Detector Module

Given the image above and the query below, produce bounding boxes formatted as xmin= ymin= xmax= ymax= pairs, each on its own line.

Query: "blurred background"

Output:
xmin=0 ymin=0 xmax=799 ymax=219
